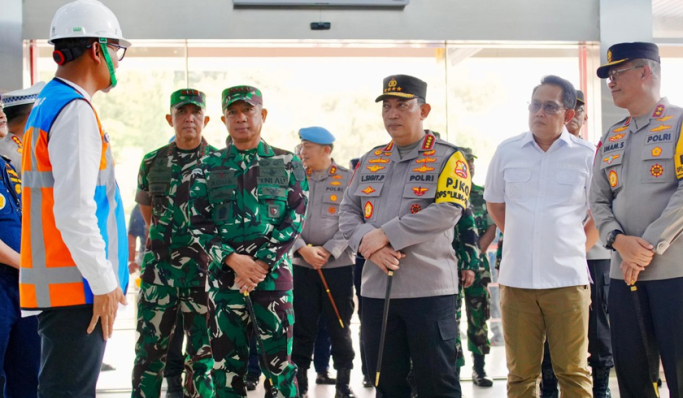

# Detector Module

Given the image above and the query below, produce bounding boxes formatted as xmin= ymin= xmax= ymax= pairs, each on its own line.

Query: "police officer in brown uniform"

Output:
xmin=291 ymin=126 xmax=356 ymax=398
xmin=590 ymin=42 xmax=683 ymax=398
xmin=339 ymin=74 xmax=471 ymax=398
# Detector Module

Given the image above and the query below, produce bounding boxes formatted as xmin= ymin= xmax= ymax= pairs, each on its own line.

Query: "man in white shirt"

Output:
xmin=18 ymin=1 xmax=130 ymax=397
xmin=485 ymin=75 xmax=595 ymax=398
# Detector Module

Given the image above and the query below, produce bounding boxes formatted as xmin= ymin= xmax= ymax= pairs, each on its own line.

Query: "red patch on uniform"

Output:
xmin=651 ymin=164 xmax=664 ymax=177
xmin=609 ymin=170 xmax=618 ymax=188
xmin=328 ymin=206 xmax=337 ymax=214
xmin=421 ymin=134 xmax=435 ymax=150
xmin=410 ymin=204 xmax=422 ymax=214
xmin=412 ymin=187 xmax=428 ymax=196
xmin=454 ymin=160 xmax=468 ymax=178
xmin=652 ymin=104 xmax=666 ymax=118
xmin=364 ymin=201 xmax=374 ymax=219
xmin=383 ymin=142 xmax=394 ymax=152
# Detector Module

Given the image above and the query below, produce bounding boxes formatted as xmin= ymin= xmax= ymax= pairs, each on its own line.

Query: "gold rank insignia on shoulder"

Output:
xmin=652 ymin=104 xmax=666 ymax=118
xmin=383 ymin=142 xmax=394 ymax=152
xmin=329 ymin=166 xmax=337 ymax=175
xmin=421 ymin=134 xmax=435 ymax=150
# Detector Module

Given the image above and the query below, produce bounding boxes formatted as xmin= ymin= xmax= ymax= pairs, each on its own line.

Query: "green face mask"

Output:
xmin=99 ymin=37 xmax=117 ymax=89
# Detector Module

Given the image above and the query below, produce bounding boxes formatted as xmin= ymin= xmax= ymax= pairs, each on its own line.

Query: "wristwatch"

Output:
xmin=606 ymin=229 xmax=623 ymax=250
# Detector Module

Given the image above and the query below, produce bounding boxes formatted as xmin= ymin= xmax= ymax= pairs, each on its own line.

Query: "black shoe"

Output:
xmin=362 ymin=374 xmax=373 ymax=388
xmin=297 ymin=369 xmax=309 ymax=398
xmin=316 ymin=371 xmax=337 ymax=385
xmin=334 ymin=368 xmax=356 ymax=398
xmin=165 ymin=376 xmax=183 ymax=398
xmin=592 ymin=367 xmax=612 ymax=398
xmin=472 ymin=354 xmax=493 ymax=387
xmin=246 ymin=373 xmax=260 ymax=391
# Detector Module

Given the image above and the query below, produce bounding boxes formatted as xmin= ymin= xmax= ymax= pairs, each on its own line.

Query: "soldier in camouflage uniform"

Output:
xmin=132 ymin=89 xmax=216 ymax=398
xmin=454 ymin=148 xmax=495 ymax=387
xmin=452 ymin=207 xmax=479 ymax=369
xmin=188 ymin=86 xmax=308 ymax=398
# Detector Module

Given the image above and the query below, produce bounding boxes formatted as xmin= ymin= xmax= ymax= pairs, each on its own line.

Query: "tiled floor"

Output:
xmin=97 ymin=291 xmax=668 ymax=397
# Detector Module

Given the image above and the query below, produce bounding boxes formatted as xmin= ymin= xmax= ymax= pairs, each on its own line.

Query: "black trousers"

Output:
xmin=609 ymin=276 xmax=683 ymax=398
xmin=587 ymin=259 xmax=613 ymax=368
xmin=292 ymin=265 xmax=355 ymax=370
xmin=353 ymin=256 xmax=369 ymax=377
xmin=37 ymin=306 xmax=106 ymax=398
xmin=165 ymin=309 xmax=185 ymax=378
xmin=362 ymin=294 xmax=461 ymax=398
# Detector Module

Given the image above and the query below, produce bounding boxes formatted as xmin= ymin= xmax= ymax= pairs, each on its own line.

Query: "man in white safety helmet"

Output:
xmin=18 ymin=1 xmax=131 ymax=397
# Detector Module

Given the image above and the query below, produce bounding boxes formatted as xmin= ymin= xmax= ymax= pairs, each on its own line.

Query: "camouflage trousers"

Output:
xmin=455 ymin=270 xmax=491 ymax=366
xmin=132 ymin=282 xmax=214 ymax=398
xmin=208 ymin=288 xmax=298 ymax=398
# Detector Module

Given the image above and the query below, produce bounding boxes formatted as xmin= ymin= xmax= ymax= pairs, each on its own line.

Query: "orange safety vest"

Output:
xmin=19 ymin=79 xmax=128 ymax=309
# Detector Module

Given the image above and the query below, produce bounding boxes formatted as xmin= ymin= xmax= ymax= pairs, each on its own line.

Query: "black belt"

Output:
xmin=0 ymin=263 xmax=19 ymax=276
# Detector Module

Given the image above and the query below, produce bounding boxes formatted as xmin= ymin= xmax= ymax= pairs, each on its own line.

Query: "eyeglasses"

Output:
xmin=608 ymin=65 xmax=644 ymax=82
xmin=106 ymin=43 xmax=128 ymax=62
xmin=86 ymin=41 xmax=128 ymax=62
xmin=528 ymin=102 xmax=565 ymax=115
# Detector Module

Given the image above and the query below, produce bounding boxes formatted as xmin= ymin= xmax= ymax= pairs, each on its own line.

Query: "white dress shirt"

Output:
xmin=484 ymin=130 xmax=594 ymax=289
xmin=47 ymin=78 xmax=118 ymax=295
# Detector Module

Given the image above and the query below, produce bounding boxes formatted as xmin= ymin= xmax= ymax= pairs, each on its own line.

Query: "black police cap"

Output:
xmin=375 ymin=74 xmax=427 ymax=103
xmin=597 ymin=42 xmax=660 ymax=79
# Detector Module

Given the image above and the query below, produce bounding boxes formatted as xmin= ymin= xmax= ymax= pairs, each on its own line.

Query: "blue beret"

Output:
xmin=299 ymin=126 xmax=335 ymax=145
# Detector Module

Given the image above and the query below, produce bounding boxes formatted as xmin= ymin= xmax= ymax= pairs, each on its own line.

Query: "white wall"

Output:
xmin=23 ymin=0 xmax=599 ymax=42
xmin=1 ymin=0 xmax=23 ymax=92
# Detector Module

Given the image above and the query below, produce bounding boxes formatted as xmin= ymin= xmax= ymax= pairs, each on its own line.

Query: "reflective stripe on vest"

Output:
xmin=19 ymin=79 xmax=129 ymax=309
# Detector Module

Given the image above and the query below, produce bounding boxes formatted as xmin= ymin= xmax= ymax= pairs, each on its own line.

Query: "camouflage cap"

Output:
xmin=460 ymin=147 xmax=477 ymax=160
xmin=170 ymin=88 xmax=206 ymax=109
xmin=222 ymin=85 xmax=263 ymax=109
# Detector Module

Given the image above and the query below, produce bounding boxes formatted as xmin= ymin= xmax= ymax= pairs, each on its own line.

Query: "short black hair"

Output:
xmin=532 ymin=75 xmax=577 ymax=110
xmin=53 ymin=37 xmax=99 ymax=64
xmin=4 ymin=104 xmax=32 ymax=124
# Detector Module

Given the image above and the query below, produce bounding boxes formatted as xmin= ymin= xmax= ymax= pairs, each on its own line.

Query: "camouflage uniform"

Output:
xmin=458 ymin=184 xmax=492 ymax=358
xmin=453 ymin=206 xmax=481 ymax=367
xmin=132 ymin=139 xmax=216 ymax=398
xmin=188 ymin=139 xmax=308 ymax=398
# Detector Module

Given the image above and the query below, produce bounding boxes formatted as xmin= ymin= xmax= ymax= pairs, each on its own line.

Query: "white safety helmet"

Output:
xmin=48 ymin=0 xmax=130 ymax=47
